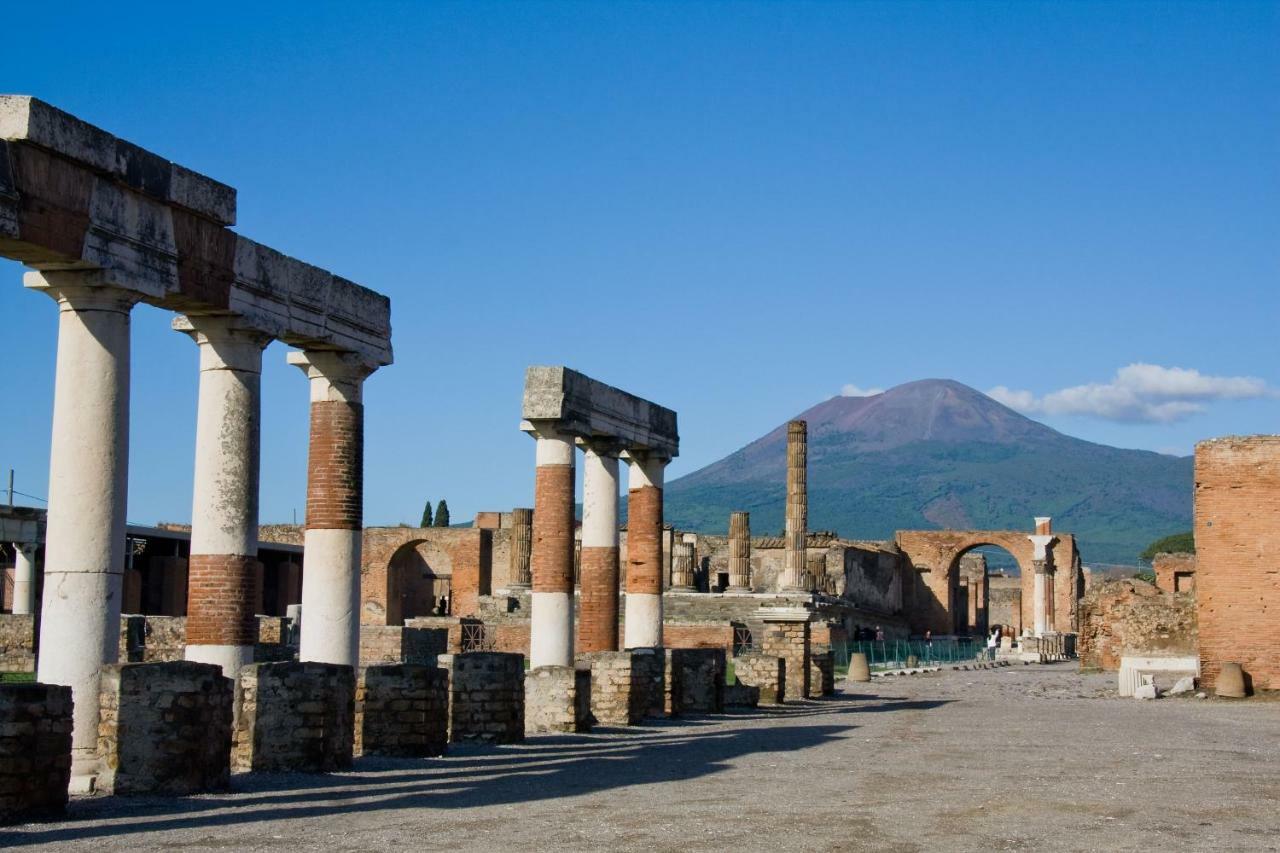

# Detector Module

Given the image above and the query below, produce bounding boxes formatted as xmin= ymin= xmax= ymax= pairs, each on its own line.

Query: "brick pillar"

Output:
xmin=758 ymin=607 xmax=811 ymax=701
xmin=508 ymin=507 xmax=533 ymax=589
xmin=624 ymin=451 xmax=667 ymax=649
xmin=578 ymin=440 xmax=620 ymax=653
xmin=289 ymin=351 xmax=377 ymax=667
xmin=526 ymin=424 xmax=575 ymax=668
xmin=671 ymin=542 xmax=696 ymax=591
xmin=28 ymin=271 xmax=139 ymax=779
xmin=782 ymin=421 xmax=809 ymax=591
xmin=728 ymin=511 xmax=751 ymax=591
xmin=177 ymin=316 xmax=270 ymax=680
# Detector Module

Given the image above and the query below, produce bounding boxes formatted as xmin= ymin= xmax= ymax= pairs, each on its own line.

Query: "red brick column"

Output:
xmin=526 ymin=424 xmax=576 ymax=667
xmin=289 ymin=351 xmax=376 ymax=667
xmin=578 ymin=440 xmax=620 ymax=653
xmin=624 ymin=451 xmax=667 ymax=649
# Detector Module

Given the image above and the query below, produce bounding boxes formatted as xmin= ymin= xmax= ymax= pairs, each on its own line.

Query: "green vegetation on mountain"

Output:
xmin=1139 ymin=531 xmax=1195 ymax=561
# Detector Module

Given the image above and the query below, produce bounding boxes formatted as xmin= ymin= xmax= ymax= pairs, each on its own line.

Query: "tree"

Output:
xmin=1140 ymin=531 xmax=1194 ymax=562
xmin=420 ymin=500 xmax=433 ymax=528
xmin=434 ymin=499 xmax=450 ymax=528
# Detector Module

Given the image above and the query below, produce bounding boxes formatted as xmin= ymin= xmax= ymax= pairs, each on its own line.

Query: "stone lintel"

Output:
xmin=754 ymin=606 xmax=813 ymax=623
xmin=521 ymin=366 xmax=679 ymax=459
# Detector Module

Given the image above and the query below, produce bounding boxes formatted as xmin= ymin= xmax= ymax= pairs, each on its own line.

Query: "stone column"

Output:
xmin=578 ymin=441 xmax=620 ymax=653
xmin=728 ymin=511 xmax=752 ymax=591
xmin=624 ymin=451 xmax=667 ymax=649
xmin=670 ymin=542 xmax=696 ymax=591
xmin=1031 ymin=561 xmax=1048 ymax=637
xmin=782 ymin=420 xmax=809 ymax=591
xmin=289 ymin=351 xmax=376 ymax=667
xmin=526 ymin=424 xmax=576 ymax=668
xmin=508 ymin=507 xmax=533 ymax=589
xmin=1029 ymin=520 xmax=1056 ymax=638
xmin=27 ymin=271 xmax=138 ymax=777
xmin=11 ymin=543 xmax=37 ymax=615
xmin=177 ymin=316 xmax=270 ymax=679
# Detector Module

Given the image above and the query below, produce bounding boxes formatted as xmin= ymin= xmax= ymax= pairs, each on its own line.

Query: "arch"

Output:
xmin=385 ymin=539 xmax=454 ymax=625
xmin=944 ymin=542 xmax=1025 ymax=637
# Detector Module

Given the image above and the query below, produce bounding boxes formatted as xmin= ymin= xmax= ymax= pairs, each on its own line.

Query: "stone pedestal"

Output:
xmin=727 ymin=511 xmax=752 ymax=590
xmin=441 ymin=652 xmax=525 ymax=743
xmin=232 ymin=662 xmax=355 ymax=773
xmin=808 ymin=650 xmax=835 ymax=698
xmin=525 ymin=665 xmax=593 ymax=734
xmin=579 ymin=651 xmax=646 ymax=726
xmin=356 ymin=665 xmax=448 ymax=757
xmin=758 ymin=607 xmax=811 ymax=701
xmin=733 ymin=654 xmax=785 ymax=705
xmin=666 ymin=648 xmax=726 ymax=714
xmin=97 ymin=661 xmax=233 ymax=795
xmin=0 ymin=683 xmax=72 ymax=824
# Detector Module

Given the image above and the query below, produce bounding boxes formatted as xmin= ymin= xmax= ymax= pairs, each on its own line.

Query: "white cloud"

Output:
xmin=840 ymin=384 xmax=885 ymax=397
xmin=988 ymin=363 xmax=1274 ymax=424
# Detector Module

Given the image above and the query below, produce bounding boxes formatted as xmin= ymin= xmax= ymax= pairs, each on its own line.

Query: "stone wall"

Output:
xmin=1195 ymin=436 xmax=1280 ymax=691
xmin=630 ymin=647 xmax=666 ymax=719
xmin=1153 ymin=552 xmax=1197 ymax=595
xmin=524 ymin=665 xmax=592 ymax=734
xmin=97 ymin=661 xmax=232 ymax=795
xmin=119 ymin=615 xmax=187 ymax=662
xmin=359 ymin=626 xmax=449 ymax=668
xmin=442 ymin=653 xmax=525 ymax=743
xmin=733 ymin=654 xmax=784 ymax=705
xmin=355 ymin=665 xmax=448 ymax=757
xmin=233 ymin=662 xmax=355 ymax=773
xmin=0 ymin=683 xmax=72 ymax=824
xmin=809 ymin=650 xmax=834 ymax=698
xmin=760 ymin=617 xmax=809 ymax=701
xmin=664 ymin=622 xmax=736 ymax=654
xmin=579 ymin=651 xmax=643 ymax=726
xmin=987 ymin=576 xmax=1023 ymax=636
xmin=0 ymin=614 xmax=34 ymax=672
xmin=666 ymin=648 xmax=725 ymax=714
xmin=1077 ymin=579 xmax=1197 ymax=672
xmin=362 ymin=526 xmax=496 ymax=625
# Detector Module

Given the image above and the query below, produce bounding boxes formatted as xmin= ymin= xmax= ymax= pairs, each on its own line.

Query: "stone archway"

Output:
xmin=385 ymin=539 xmax=453 ymax=626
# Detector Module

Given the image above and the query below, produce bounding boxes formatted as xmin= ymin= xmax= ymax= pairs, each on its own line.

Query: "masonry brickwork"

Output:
xmin=0 ymin=683 xmax=72 ymax=824
xmin=1153 ymin=552 xmax=1197 ymax=595
xmin=442 ymin=652 xmax=525 ymax=743
xmin=232 ymin=662 xmax=355 ymax=773
xmin=1077 ymin=579 xmax=1197 ymax=672
xmin=733 ymin=654 xmax=784 ymax=705
xmin=524 ymin=665 xmax=592 ymax=734
xmin=359 ymin=625 xmax=448 ymax=668
xmin=627 ymin=487 xmax=663 ymax=595
xmin=578 ymin=546 xmax=620 ymax=652
xmin=1194 ymin=436 xmax=1280 ymax=691
xmin=630 ymin=647 xmax=666 ymax=718
xmin=184 ymin=554 xmax=261 ymax=647
xmin=355 ymin=665 xmax=448 ymax=757
xmin=305 ymin=401 xmax=364 ymax=530
xmin=666 ymin=648 xmax=725 ymax=714
xmin=532 ymin=467 xmax=575 ymax=595
xmin=760 ymin=619 xmax=809 ymax=701
xmin=0 ymin=614 xmax=35 ymax=672
xmin=97 ymin=661 xmax=233 ymax=795
xmin=579 ymin=651 xmax=644 ymax=726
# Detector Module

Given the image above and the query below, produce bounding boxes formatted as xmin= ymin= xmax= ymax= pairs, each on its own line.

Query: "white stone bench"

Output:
xmin=1118 ymin=655 xmax=1199 ymax=696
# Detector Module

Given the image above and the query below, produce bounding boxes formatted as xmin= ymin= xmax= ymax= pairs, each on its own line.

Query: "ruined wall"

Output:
xmin=355 ymin=665 xmax=448 ymax=757
xmin=1077 ymin=579 xmax=1197 ymax=672
xmin=1195 ymin=436 xmax=1280 ymax=691
xmin=987 ymin=576 xmax=1023 ymax=636
xmin=233 ymin=662 xmax=355 ymax=773
xmin=0 ymin=614 xmax=34 ymax=672
xmin=1153 ymin=552 xmax=1197 ymax=595
xmin=0 ymin=683 xmax=72 ymax=824
xmin=442 ymin=652 xmax=525 ymax=743
xmin=362 ymin=527 xmax=490 ymax=625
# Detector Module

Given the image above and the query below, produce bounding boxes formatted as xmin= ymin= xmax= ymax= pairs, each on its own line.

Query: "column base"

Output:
xmin=186 ymin=644 xmax=255 ymax=679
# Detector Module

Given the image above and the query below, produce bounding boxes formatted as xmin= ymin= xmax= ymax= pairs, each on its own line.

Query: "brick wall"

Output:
xmin=0 ymin=683 xmax=72 ymax=824
xmin=1153 ymin=552 xmax=1197 ymax=595
xmin=1077 ymin=579 xmax=1197 ymax=672
xmin=356 ymin=665 xmax=448 ymax=757
xmin=97 ymin=661 xmax=233 ymax=795
xmin=1195 ymin=436 xmax=1280 ymax=690
xmin=359 ymin=625 xmax=448 ymax=668
xmin=119 ymin=615 xmax=187 ymax=662
xmin=663 ymin=622 xmax=735 ymax=654
xmin=760 ymin=619 xmax=809 ymax=701
xmin=233 ymin=662 xmax=355 ymax=773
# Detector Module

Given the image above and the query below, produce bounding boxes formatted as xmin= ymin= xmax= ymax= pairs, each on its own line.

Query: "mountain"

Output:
xmin=664 ymin=379 xmax=1193 ymax=565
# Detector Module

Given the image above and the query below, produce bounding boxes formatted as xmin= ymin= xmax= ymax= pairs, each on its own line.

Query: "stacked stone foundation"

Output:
xmin=734 ymin=653 xmax=785 ymax=705
xmin=98 ymin=661 xmax=233 ymax=795
xmin=0 ymin=683 xmax=72 ymax=824
xmin=579 ymin=651 xmax=643 ymax=726
xmin=524 ymin=665 xmax=593 ymax=734
xmin=233 ymin=662 xmax=355 ymax=773
xmin=808 ymin=650 xmax=835 ymax=698
xmin=666 ymin=648 xmax=726 ymax=714
xmin=629 ymin=647 xmax=666 ymax=719
xmin=356 ymin=665 xmax=448 ymax=757
xmin=441 ymin=652 xmax=525 ymax=743
xmin=760 ymin=617 xmax=810 ymax=701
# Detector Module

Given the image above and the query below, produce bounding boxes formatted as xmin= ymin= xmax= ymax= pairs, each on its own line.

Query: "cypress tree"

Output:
xmin=434 ymin=499 xmax=451 ymax=527
xmin=420 ymin=500 xmax=433 ymax=528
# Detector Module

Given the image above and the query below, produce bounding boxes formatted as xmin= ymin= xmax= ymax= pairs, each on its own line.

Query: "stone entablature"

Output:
xmin=521 ymin=366 xmax=679 ymax=458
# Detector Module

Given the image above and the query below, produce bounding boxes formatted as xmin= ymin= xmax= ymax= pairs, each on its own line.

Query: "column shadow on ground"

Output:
xmin=1 ymin=694 xmax=950 ymax=846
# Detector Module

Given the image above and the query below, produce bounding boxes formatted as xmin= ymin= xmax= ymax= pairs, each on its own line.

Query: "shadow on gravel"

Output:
xmin=2 ymin=695 xmax=951 ymax=846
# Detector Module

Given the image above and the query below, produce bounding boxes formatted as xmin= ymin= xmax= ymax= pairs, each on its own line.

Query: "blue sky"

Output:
xmin=1 ymin=1 xmax=1276 ymax=527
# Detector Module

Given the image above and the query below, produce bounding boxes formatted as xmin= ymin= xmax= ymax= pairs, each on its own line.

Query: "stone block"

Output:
xmin=629 ymin=647 xmax=666 ymax=719
xmin=0 ymin=683 xmax=72 ymax=824
xmin=97 ymin=661 xmax=232 ymax=795
xmin=441 ymin=652 xmax=524 ymax=743
xmin=808 ymin=650 xmax=834 ymax=698
xmin=759 ymin=617 xmax=809 ymax=701
xmin=233 ymin=662 xmax=355 ymax=773
xmin=578 ymin=651 xmax=642 ymax=726
xmin=724 ymin=683 xmax=759 ymax=707
xmin=524 ymin=665 xmax=592 ymax=735
xmin=356 ymin=665 xmax=448 ymax=757
xmin=734 ymin=654 xmax=785 ymax=705
xmin=667 ymin=648 xmax=726 ymax=714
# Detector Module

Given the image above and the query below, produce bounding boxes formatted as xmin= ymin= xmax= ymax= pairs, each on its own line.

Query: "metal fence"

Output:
xmin=833 ymin=638 xmax=993 ymax=673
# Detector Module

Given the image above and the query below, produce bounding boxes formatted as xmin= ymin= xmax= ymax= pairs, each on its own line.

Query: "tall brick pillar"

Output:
xmin=624 ymin=451 xmax=667 ymax=649
xmin=728 ymin=511 xmax=752 ymax=591
xmin=289 ymin=351 xmax=377 ymax=667
xmin=177 ymin=316 xmax=271 ymax=680
xmin=578 ymin=440 xmax=620 ymax=653
xmin=1029 ymin=518 xmax=1056 ymax=637
xmin=509 ymin=507 xmax=533 ymax=589
xmin=526 ymin=424 xmax=576 ymax=667
xmin=782 ymin=421 xmax=809 ymax=591
xmin=28 ymin=271 xmax=139 ymax=779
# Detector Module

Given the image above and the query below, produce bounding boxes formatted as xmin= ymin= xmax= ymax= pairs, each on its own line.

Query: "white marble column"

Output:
xmin=177 ymin=316 xmax=270 ymax=679
xmin=11 ymin=542 xmax=37 ymax=615
xmin=624 ymin=451 xmax=667 ymax=649
xmin=289 ymin=351 xmax=376 ymax=667
xmin=26 ymin=271 xmax=138 ymax=778
xmin=1028 ymin=519 xmax=1057 ymax=638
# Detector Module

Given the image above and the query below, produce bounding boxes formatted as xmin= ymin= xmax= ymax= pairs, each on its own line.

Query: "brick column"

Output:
xmin=526 ymin=424 xmax=576 ymax=667
xmin=27 ymin=271 xmax=139 ymax=779
xmin=508 ymin=507 xmax=533 ymax=589
xmin=624 ymin=451 xmax=667 ymax=649
xmin=289 ymin=351 xmax=376 ymax=667
xmin=578 ymin=440 xmax=620 ymax=653
xmin=11 ymin=543 xmax=37 ymax=615
xmin=177 ymin=316 xmax=271 ymax=679
xmin=728 ymin=511 xmax=751 ymax=591
xmin=782 ymin=420 xmax=809 ymax=591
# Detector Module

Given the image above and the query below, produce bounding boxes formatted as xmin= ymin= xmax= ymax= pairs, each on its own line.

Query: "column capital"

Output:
xmin=287 ymin=350 xmax=378 ymax=403
xmin=24 ymin=270 xmax=143 ymax=312
xmin=1027 ymin=533 xmax=1057 ymax=562
xmin=174 ymin=315 xmax=272 ymax=372
xmin=576 ymin=436 xmax=624 ymax=457
xmin=12 ymin=541 xmax=38 ymax=556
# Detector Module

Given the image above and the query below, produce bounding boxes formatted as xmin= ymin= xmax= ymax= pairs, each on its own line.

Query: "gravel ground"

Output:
xmin=3 ymin=663 xmax=1278 ymax=852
